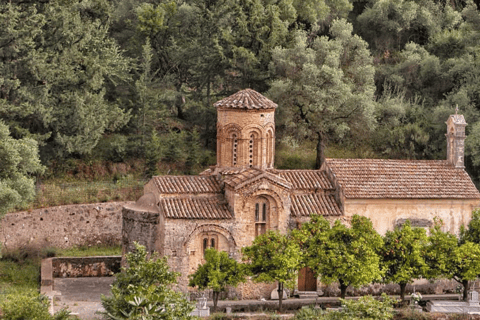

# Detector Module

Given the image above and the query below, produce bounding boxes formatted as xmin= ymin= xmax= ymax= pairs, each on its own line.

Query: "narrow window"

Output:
xmin=211 ymin=238 xmax=215 ymax=248
xmin=232 ymin=134 xmax=238 ymax=166
xmin=203 ymin=238 xmax=208 ymax=254
xmin=249 ymin=134 xmax=254 ymax=167
xmin=255 ymin=199 xmax=268 ymax=237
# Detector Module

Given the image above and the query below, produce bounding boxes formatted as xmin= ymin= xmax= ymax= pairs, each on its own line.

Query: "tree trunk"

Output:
xmin=175 ymin=83 xmax=185 ymax=120
xmin=399 ymin=282 xmax=407 ymax=301
xmin=315 ymin=132 xmax=325 ymax=169
xmin=339 ymin=279 xmax=348 ymax=299
xmin=213 ymin=291 xmax=219 ymax=312
xmin=278 ymin=282 xmax=284 ymax=313
xmin=463 ymin=279 xmax=470 ymax=301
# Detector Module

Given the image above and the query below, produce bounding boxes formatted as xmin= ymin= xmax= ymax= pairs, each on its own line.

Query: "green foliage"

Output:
xmin=185 ymin=129 xmax=202 ymax=174
xmin=242 ymin=231 xmax=302 ymax=312
xmin=294 ymin=215 xmax=383 ymax=299
xmin=293 ymin=306 xmax=325 ymax=320
xmin=357 ymin=0 xmax=443 ymax=53
xmin=373 ymin=88 xmax=431 ymax=159
xmin=0 ymin=121 xmax=44 ymax=217
xmin=338 ymin=294 xmax=395 ymax=320
xmin=189 ymin=248 xmax=245 ymax=311
xmin=101 ymin=242 xmax=194 ymax=320
xmin=31 ymin=178 xmax=144 ymax=210
xmin=294 ymin=295 xmax=394 ymax=320
xmin=269 ymin=19 xmax=376 ymax=168
xmin=0 ymin=289 xmax=70 ymax=320
xmin=55 ymin=244 xmax=122 ymax=257
xmin=425 ymin=219 xmax=480 ymax=300
xmin=0 ymin=260 xmax=39 ymax=291
xmin=460 ymin=209 xmax=480 ymax=244
xmin=145 ymin=130 xmax=162 ymax=177
xmin=381 ymin=221 xmax=428 ymax=300
xmin=163 ymin=131 xmax=186 ymax=163
xmin=0 ymin=0 xmax=131 ymax=161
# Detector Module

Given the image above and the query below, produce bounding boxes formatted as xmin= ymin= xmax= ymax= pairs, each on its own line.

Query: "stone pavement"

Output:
xmin=52 ymin=277 xmax=114 ymax=320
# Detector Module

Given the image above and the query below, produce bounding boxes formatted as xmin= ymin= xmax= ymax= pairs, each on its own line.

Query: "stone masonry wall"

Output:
xmin=52 ymin=256 xmax=121 ymax=278
xmin=0 ymin=202 xmax=131 ymax=250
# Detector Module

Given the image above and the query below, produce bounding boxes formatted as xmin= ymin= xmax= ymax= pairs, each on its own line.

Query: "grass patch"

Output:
xmin=55 ymin=244 xmax=122 ymax=257
xmin=31 ymin=178 xmax=144 ymax=209
xmin=0 ymin=260 xmax=39 ymax=293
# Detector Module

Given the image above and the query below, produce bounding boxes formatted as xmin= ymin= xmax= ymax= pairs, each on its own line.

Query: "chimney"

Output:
xmin=446 ymin=107 xmax=467 ymax=168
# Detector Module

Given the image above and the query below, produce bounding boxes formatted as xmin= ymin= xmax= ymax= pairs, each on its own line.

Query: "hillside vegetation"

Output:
xmin=2 ymin=0 xmax=480 ymax=213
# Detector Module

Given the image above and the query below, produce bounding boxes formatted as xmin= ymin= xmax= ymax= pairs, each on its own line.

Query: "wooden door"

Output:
xmin=298 ymin=267 xmax=317 ymax=292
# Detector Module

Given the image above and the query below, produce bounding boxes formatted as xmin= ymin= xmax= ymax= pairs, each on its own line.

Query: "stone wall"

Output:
xmin=345 ymin=198 xmax=477 ymax=235
xmin=52 ymin=256 xmax=121 ymax=278
xmin=0 ymin=202 xmax=131 ymax=250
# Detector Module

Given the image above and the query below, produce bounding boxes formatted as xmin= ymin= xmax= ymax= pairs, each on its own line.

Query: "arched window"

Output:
xmin=266 ymin=129 xmax=274 ymax=167
xmin=254 ymin=198 xmax=268 ymax=236
xmin=232 ymin=134 xmax=238 ymax=166
xmin=249 ymin=134 xmax=254 ymax=167
xmin=202 ymin=233 xmax=218 ymax=256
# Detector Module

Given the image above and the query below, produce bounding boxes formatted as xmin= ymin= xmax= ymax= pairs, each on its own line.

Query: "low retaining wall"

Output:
xmin=52 ymin=256 xmax=121 ymax=278
xmin=41 ymin=256 xmax=121 ymax=291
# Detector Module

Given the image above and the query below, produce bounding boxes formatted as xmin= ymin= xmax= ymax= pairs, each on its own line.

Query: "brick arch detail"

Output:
xmin=242 ymin=124 xmax=264 ymax=139
xmin=240 ymin=187 xmax=285 ymax=211
xmin=183 ymin=224 xmax=237 ymax=249
xmin=222 ymin=123 xmax=242 ymax=136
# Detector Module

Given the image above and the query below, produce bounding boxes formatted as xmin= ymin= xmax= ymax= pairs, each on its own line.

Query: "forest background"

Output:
xmin=2 ymin=0 xmax=480 ymax=214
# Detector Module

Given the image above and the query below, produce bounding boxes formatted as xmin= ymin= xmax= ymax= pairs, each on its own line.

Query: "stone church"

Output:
xmin=122 ymin=89 xmax=480 ymax=297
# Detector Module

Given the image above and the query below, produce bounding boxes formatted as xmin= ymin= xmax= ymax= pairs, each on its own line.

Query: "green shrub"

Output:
xmin=0 ymin=289 xmax=70 ymax=320
xmin=294 ymin=306 xmax=325 ymax=320
xmin=101 ymin=242 xmax=194 ymax=320
xmin=340 ymin=295 xmax=395 ymax=320
xmin=294 ymin=295 xmax=395 ymax=320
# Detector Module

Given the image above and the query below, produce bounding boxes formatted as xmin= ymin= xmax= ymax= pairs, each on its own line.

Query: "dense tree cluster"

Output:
xmin=189 ymin=211 xmax=480 ymax=313
xmin=3 ymin=0 xmax=480 ymax=208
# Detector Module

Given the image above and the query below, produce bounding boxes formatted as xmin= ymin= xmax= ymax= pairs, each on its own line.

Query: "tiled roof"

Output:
xmin=152 ymin=175 xmax=221 ymax=194
xmin=275 ymin=170 xmax=334 ymax=190
xmin=325 ymin=158 xmax=480 ymax=199
xmin=223 ymin=168 xmax=292 ymax=190
xmin=214 ymin=89 xmax=277 ymax=110
xmin=161 ymin=196 xmax=232 ymax=219
xmin=291 ymin=194 xmax=341 ymax=217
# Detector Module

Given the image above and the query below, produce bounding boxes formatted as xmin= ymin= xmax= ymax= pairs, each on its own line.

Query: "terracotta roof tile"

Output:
xmin=275 ymin=170 xmax=334 ymax=190
xmin=325 ymin=158 xmax=480 ymax=199
xmin=161 ymin=196 xmax=232 ymax=219
xmin=152 ymin=175 xmax=221 ymax=194
xmin=291 ymin=193 xmax=341 ymax=217
xmin=223 ymin=168 xmax=292 ymax=190
xmin=214 ymin=89 xmax=277 ymax=110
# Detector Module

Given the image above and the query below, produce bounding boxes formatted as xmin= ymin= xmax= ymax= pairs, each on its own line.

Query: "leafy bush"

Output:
xmin=0 ymin=289 xmax=70 ymax=320
xmin=294 ymin=306 xmax=325 ymax=320
xmin=340 ymin=294 xmax=395 ymax=319
xmin=294 ymin=295 xmax=395 ymax=320
xmin=101 ymin=242 xmax=194 ymax=320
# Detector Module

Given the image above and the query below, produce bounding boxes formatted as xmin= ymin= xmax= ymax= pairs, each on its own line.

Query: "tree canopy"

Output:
xmin=381 ymin=221 xmax=428 ymax=301
xmin=188 ymin=248 xmax=245 ymax=312
xmin=242 ymin=230 xmax=302 ymax=312
xmin=294 ymin=214 xmax=384 ymax=299
xmin=0 ymin=121 xmax=44 ymax=217
xmin=268 ymin=19 xmax=376 ymax=168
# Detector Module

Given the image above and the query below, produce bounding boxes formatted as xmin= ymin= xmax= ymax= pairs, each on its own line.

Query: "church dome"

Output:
xmin=214 ymin=89 xmax=277 ymax=110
